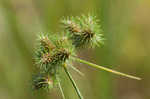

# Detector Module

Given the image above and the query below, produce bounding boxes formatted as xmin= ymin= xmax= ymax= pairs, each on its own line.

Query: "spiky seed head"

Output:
xmin=34 ymin=33 xmax=75 ymax=74
xmin=32 ymin=73 xmax=54 ymax=90
xmin=41 ymin=53 xmax=51 ymax=64
xmin=62 ymin=14 xmax=104 ymax=48
xmin=62 ymin=19 xmax=81 ymax=33
xmin=40 ymin=36 xmax=55 ymax=51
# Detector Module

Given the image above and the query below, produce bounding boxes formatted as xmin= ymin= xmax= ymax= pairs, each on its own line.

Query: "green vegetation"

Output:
xmin=32 ymin=15 xmax=140 ymax=99
xmin=0 ymin=0 xmax=147 ymax=99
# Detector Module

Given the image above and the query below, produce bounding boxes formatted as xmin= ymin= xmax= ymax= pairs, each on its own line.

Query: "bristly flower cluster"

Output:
xmin=33 ymin=33 xmax=76 ymax=90
xmin=33 ymin=14 xmax=104 ymax=91
xmin=62 ymin=14 xmax=104 ymax=48
xmin=32 ymin=14 xmax=140 ymax=99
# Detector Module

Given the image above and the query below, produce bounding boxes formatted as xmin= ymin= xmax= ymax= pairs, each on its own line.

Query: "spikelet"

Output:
xmin=62 ymin=14 xmax=104 ymax=48
xmin=32 ymin=73 xmax=57 ymax=90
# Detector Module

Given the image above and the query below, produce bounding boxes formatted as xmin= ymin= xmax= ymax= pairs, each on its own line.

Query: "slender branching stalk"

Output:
xmin=63 ymin=65 xmax=83 ymax=99
xmin=69 ymin=64 xmax=84 ymax=76
xmin=71 ymin=56 xmax=141 ymax=80
xmin=58 ymin=81 xmax=66 ymax=99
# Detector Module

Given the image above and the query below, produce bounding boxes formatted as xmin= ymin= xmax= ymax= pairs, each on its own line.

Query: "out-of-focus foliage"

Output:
xmin=0 ymin=0 xmax=149 ymax=99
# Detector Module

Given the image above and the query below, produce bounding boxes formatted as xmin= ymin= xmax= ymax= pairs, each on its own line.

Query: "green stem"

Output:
xmin=63 ymin=66 xmax=83 ymax=99
xmin=69 ymin=65 xmax=84 ymax=76
xmin=72 ymin=56 xmax=141 ymax=80
xmin=58 ymin=81 xmax=66 ymax=99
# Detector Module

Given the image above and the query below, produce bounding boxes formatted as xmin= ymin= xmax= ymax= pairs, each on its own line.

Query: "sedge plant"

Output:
xmin=32 ymin=14 xmax=141 ymax=99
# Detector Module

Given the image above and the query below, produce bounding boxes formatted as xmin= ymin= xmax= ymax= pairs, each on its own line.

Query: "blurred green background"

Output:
xmin=0 ymin=0 xmax=149 ymax=99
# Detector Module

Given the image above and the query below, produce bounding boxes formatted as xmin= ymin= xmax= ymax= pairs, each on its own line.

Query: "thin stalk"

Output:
xmin=69 ymin=65 xmax=84 ymax=76
xmin=71 ymin=56 xmax=141 ymax=80
xmin=58 ymin=81 xmax=66 ymax=99
xmin=63 ymin=66 xmax=83 ymax=99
